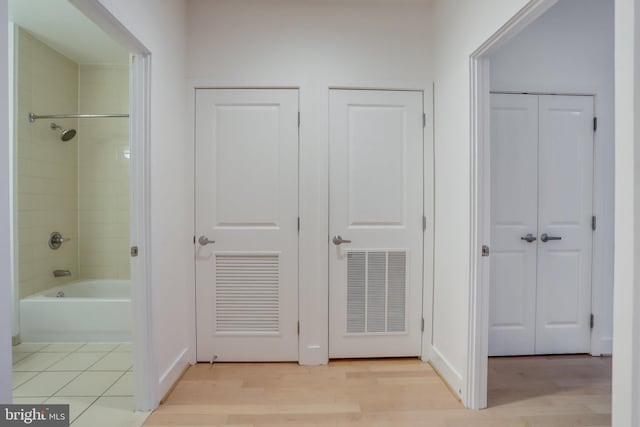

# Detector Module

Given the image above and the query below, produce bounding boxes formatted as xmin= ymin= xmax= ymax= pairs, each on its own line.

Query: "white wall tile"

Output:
xmin=77 ymin=64 xmax=129 ymax=280
xmin=16 ymin=28 xmax=78 ymax=298
xmin=16 ymin=31 xmax=131 ymax=297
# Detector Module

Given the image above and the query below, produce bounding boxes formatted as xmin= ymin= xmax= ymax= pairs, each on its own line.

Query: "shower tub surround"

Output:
xmin=20 ymin=280 xmax=131 ymax=343
xmin=15 ymin=27 xmax=131 ymax=346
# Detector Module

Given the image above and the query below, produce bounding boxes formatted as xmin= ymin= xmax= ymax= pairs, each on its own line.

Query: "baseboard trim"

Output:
xmin=11 ymin=335 xmax=21 ymax=346
xmin=429 ymin=345 xmax=464 ymax=401
xmin=595 ymin=337 xmax=613 ymax=356
xmin=157 ymin=347 xmax=190 ymax=404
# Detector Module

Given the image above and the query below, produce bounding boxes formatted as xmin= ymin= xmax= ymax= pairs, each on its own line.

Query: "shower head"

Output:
xmin=50 ymin=122 xmax=77 ymax=142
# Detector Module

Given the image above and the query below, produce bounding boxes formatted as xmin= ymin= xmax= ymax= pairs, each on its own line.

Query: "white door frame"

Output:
xmin=66 ymin=0 xmax=154 ymax=411
xmin=466 ymin=0 xmax=559 ymax=410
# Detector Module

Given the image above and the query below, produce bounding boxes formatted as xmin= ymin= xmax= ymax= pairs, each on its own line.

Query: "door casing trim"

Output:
xmin=467 ymin=0 xmax=560 ymax=410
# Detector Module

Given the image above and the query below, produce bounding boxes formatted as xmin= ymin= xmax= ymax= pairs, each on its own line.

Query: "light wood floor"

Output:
xmin=145 ymin=355 xmax=611 ymax=426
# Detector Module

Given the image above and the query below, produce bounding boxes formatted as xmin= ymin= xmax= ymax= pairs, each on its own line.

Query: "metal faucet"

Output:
xmin=53 ymin=270 xmax=71 ymax=278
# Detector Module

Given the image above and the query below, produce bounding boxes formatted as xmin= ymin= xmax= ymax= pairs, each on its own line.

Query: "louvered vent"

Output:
xmin=347 ymin=250 xmax=407 ymax=334
xmin=215 ymin=254 xmax=280 ymax=334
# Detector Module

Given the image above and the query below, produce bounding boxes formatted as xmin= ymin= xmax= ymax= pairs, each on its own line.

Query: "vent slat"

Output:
xmin=346 ymin=250 xmax=407 ymax=335
xmin=215 ymin=254 xmax=280 ymax=334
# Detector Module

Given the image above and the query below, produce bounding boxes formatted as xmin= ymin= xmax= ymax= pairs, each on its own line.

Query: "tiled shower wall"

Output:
xmin=77 ymin=65 xmax=130 ymax=279
xmin=16 ymin=29 xmax=130 ymax=298
xmin=16 ymin=28 xmax=79 ymax=298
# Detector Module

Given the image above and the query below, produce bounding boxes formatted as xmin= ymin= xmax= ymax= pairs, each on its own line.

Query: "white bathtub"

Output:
xmin=20 ymin=280 xmax=132 ymax=342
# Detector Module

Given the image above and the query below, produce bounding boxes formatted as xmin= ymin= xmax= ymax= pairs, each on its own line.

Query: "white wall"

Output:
xmin=0 ymin=0 xmax=12 ymax=405
xmin=430 ymin=0 xmax=529 ymax=402
xmin=94 ymin=0 xmax=190 ymax=405
xmin=613 ymin=0 xmax=640 ymax=425
xmin=489 ymin=0 xmax=614 ymax=355
xmin=186 ymin=0 xmax=435 ymax=366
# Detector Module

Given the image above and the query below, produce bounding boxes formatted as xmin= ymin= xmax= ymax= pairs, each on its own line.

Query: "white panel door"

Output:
xmin=489 ymin=94 xmax=539 ymax=356
xmin=329 ymin=89 xmax=423 ymax=358
xmin=536 ymin=95 xmax=593 ymax=354
xmin=195 ymin=89 xmax=299 ymax=362
xmin=489 ymin=93 xmax=594 ymax=356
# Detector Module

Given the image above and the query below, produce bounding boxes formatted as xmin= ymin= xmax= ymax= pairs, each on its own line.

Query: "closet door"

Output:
xmin=489 ymin=93 xmax=594 ymax=356
xmin=328 ymin=89 xmax=424 ymax=358
xmin=195 ymin=89 xmax=299 ymax=362
xmin=535 ymin=95 xmax=593 ymax=354
xmin=489 ymin=94 xmax=539 ymax=356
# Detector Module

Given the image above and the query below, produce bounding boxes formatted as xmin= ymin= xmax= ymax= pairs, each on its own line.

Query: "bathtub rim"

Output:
xmin=22 ymin=279 xmax=131 ymax=300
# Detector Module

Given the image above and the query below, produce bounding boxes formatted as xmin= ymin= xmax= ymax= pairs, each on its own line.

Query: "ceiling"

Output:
xmin=9 ymin=0 xmax=129 ymax=65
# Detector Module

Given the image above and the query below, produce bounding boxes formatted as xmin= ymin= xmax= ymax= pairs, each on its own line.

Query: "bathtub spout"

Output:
xmin=53 ymin=269 xmax=71 ymax=278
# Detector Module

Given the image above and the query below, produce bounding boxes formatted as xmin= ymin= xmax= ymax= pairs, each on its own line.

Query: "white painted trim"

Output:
xmin=422 ymin=83 xmax=435 ymax=363
xmin=185 ymin=82 xmax=196 ymax=365
xmin=68 ymin=0 xmax=147 ymax=55
xmin=467 ymin=0 xmax=559 ymax=410
xmin=69 ymin=0 xmax=155 ymax=411
xmin=612 ymin=1 xmax=640 ymax=424
xmin=158 ymin=347 xmax=190 ymax=402
xmin=8 ymin=21 xmax=18 ymax=340
xmin=129 ymin=53 xmax=156 ymax=411
xmin=0 ymin=0 xmax=11 ymax=405
xmin=467 ymin=54 xmax=491 ymax=410
xmin=430 ymin=345 xmax=464 ymax=398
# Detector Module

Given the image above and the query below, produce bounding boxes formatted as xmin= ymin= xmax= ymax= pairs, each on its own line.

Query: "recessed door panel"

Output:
xmin=195 ymin=89 xmax=299 ymax=362
xmin=348 ymin=106 xmax=405 ymax=226
xmin=215 ymin=105 xmax=280 ymax=227
xmin=329 ymin=89 xmax=423 ymax=358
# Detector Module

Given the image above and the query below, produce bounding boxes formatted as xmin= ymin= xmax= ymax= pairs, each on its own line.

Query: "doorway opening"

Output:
xmin=8 ymin=0 xmax=153 ymax=416
xmin=469 ymin=0 xmax=614 ymax=411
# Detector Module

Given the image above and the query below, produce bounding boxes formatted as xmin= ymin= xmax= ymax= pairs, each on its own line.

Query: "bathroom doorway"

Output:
xmin=8 ymin=0 xmax=153 ymax=419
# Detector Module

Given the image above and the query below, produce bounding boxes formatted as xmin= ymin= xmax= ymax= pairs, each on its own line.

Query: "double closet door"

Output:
xmin=489 ymin=93 xmax=594 ymax=356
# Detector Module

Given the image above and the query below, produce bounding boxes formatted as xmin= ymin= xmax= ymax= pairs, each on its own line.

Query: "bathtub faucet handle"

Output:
xmin=49 ymin=231 xmax=70 ymax=250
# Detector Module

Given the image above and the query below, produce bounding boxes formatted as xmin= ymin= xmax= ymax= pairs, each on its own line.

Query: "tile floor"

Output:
xmin=12 ymin=342 xmax=148 ymax=426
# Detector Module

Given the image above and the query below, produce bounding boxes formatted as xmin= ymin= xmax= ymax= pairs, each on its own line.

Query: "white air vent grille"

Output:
xmin=215 ymin=254 xmax=280 ymax=334
xmin=347 ymin=250 xmax=407 ymax=334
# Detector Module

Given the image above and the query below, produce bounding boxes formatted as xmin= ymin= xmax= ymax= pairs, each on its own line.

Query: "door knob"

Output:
xmin=520 ymin=233 xmax=537 ymax=243
xmin=198 ymin=235 xmax=215 ymax=246
xmin=540 ymin=233 xmax=562 ymax=243
xmin=332 ymin=235 xmax=352 ymax=245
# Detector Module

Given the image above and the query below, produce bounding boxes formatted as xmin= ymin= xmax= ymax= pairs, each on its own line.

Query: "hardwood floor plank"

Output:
xmin=144 ymin=356 xmax=611 ymax=427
